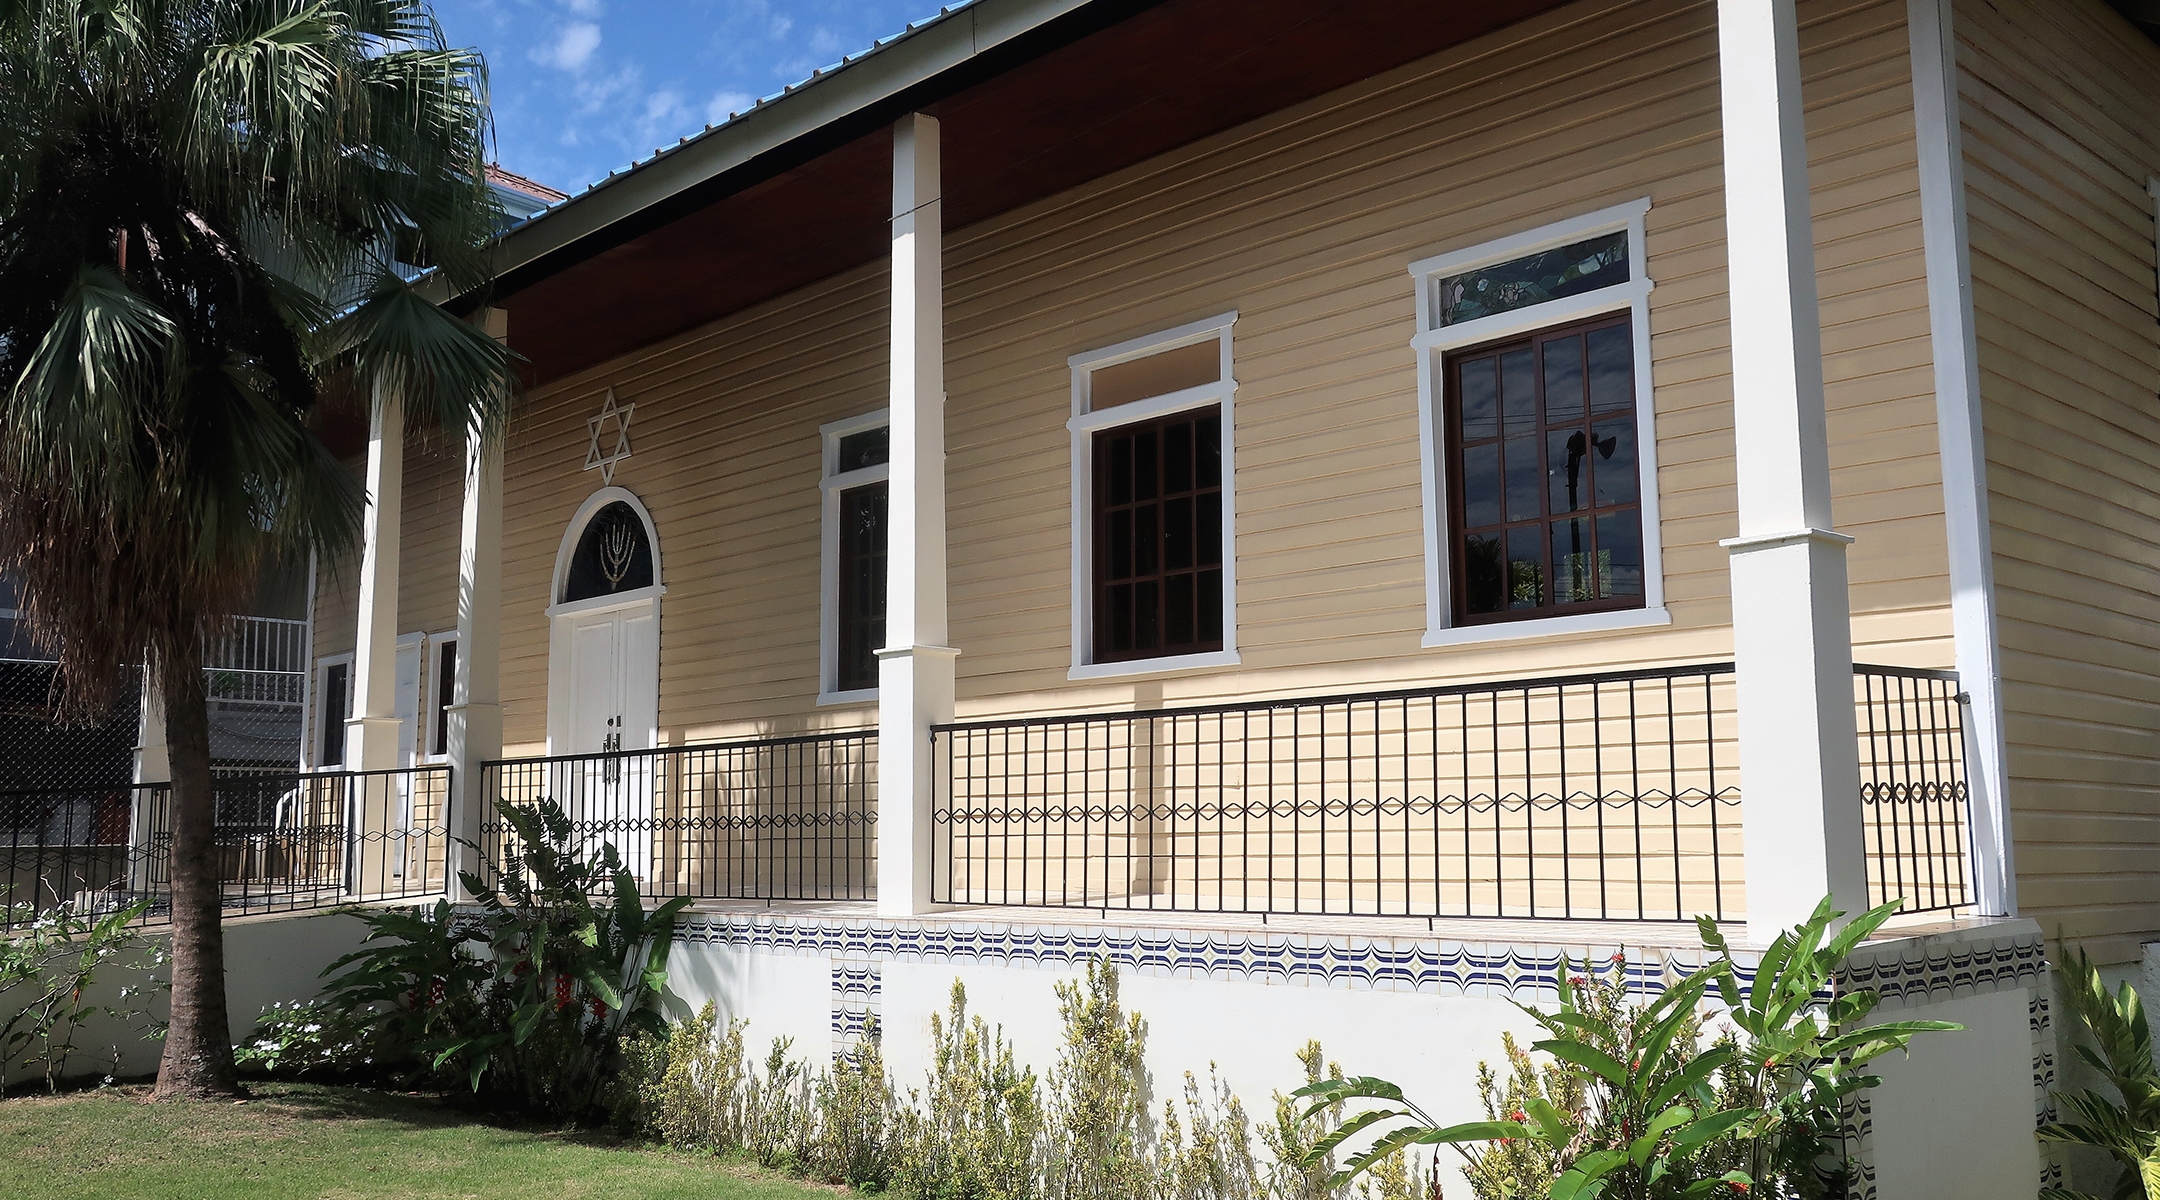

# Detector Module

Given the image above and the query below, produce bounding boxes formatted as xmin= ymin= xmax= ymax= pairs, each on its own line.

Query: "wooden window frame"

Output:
xmin=1441 ymin=312 xmax=1646 ymax=626
xmin=1089 ymin=406 xmax=1226 ymax=663
xmin=818 ymin=409 xmax=890 ymax=704
xmin=1408 ymin=199 xmax=1668 ymax=648
xmin=1067 ymin=313 xmax=1239 ymax=680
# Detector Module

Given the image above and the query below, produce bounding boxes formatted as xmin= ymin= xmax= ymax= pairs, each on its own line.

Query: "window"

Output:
xmin=820 ymin=412 xmax=889 ymax=701
xmin=316 ymin=658 xmax=351 ymax=767
xmin=1410 ymin=200 xmax=1666 ymax=645
xmin=561 ymin=501 xmax=654 ymax=603
xmin=1445 ymin=314 xmax=1642 ymax=622
xmin=427 ymin=635 xmax=458 ymax=758
xmin=1068 ymin=313 xmax=1237 ymax=677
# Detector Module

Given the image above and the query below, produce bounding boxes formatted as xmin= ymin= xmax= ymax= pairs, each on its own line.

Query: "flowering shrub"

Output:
xmin=0 ymin=898 xmax=160 ymax=1092
xmin=233 ymin=999 xmax=373 ymax=1078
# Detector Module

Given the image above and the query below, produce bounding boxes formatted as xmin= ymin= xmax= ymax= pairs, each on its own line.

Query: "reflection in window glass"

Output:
xmin=1436 ymin=231 xmax=1630 ymax=327
xmin=1446 ymin=314 xmax=1643 ymax=624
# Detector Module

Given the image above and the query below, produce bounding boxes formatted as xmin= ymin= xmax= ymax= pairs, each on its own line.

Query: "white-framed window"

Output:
xmin=1409 ymin=199 xmax=1669 ymax=647
xmin=818 ymin=409 xmax=890 ymax=704
xmin=1066 ymin=311 xmax=1239 ymax=680
xmin=312 ymin=653 xmax=354 ymax=768
xmin=423 ymin=631 xmax=459 ymax=759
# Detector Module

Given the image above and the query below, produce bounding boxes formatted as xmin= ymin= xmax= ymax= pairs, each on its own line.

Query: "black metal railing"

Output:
xmin=481 ymin=730 xmax=877 ymax=902
xmin=1 ymin=765 xmax=450 ymax=932
xmin=1854 ymin=665 xmax=1973 ymax=914
xmin=933 ymin=664 xmax=1745 ymax=922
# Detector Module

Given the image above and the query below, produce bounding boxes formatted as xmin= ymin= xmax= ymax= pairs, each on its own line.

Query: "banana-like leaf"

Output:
xmin=1534 ymin=1038 xmax=1630 ymax=1088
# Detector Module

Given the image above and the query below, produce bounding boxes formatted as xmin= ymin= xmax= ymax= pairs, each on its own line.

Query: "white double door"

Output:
xmin=562 ymin=604 xmax=658 ymax=876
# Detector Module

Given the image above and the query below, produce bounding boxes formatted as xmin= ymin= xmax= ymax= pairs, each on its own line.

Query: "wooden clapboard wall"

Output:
xmin=1958 ymin=0 xmax=2160 ymax=963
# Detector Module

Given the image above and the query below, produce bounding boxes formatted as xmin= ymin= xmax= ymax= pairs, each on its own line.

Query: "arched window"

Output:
xmin=560 ymin=500 xmax=654 ymax=603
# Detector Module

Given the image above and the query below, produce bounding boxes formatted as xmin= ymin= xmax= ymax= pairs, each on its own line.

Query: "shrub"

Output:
xmin=0 ymin=898 xmax=160 ymax=1092
xmin=2036 ymin=941 xmax=2160 ymax=1200
xmin=891 ymin=979 xmax=1044 ymax=1199
xmin=1045 ymin=959 xmax=1153 ymax=1199
xmin=305 ymin=797 xmax=691 ymax=1121
xmin=1156 ymin=1065 xmax=1263 ymax=1200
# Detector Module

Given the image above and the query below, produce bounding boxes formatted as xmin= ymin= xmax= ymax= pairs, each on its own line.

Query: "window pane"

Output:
xmin=1109 ymin=583 xmax=1134 ymax=652
xmin=1089 ymin=340 xmax=1221 ymax=409
xmin=1108 ymin=434 xmax=1134 ymax=505
xmin=1198 ymin=569 xmax=1223 ymax=643
xmin=1134 ymin=429 xmax=1159 ymax=501
xmin=1108 ymin=510 xmax=1133 ymax=581
xmin=1587 ymin=324 xmax=1632 ymax=414
xmin=1134 ymin=506 xmax=1158 ymax=576
xmin=1458 ymin=356 xmax=1498 ymax=441
xmin=1164 ymin=421 xmax=1194 ymax=494
xmin=1547 ymin=429 xmax=1590 ymax=514
xmin=1500 ymin=349 xmax=1536 ymax=435
xmin=836 ymin=482 xmax=889 ymax=690
xmin=1196 ymin=413 xmax=1222 ymax=487
xmin=1165 ymin=573 xmax=1195 ymax=646
xmin=1436 ymin=230 xmax=1630 ymax=326
xmin=1504 ymin=436 xmax=1541 ymax=523
xmin=1164 ymin=496 xmax=1194 ymax=570
xmin=433 ymin=640 xmax=457 ymax=756
xmin=1461 ymin=443 xmax=1501 ymax=529
xmin=1543 ymin=335 xmax=1584 ymax=421
xmin=1551 ymin=516 xmax=1594 ymax=604
xmin=1596 ymin=511 xmax=1644 ymax=598
xmin=1506 ymin=527 xmax=1545 ymax=609
xmin=1464 ymin=533 xmax=1506 ymax=614
xmin=1592 ymin=419 xmax=1637 ymax=507
xmin=1134 ymin=580 xmax=1160 ymax=649
xmin=1197 ymin=491 xmax=1222 ymax=565
xmin=836 ymin=426 xmax=889 ymax=471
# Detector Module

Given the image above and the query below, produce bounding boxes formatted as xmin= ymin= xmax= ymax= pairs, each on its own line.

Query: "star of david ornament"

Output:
xmin=584 ymin=388 xmax=634 ymax=485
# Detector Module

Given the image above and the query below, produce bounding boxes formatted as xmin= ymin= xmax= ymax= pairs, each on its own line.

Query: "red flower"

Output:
xmin=1610 ymin=952 xmax=1626 ymax=964
xmin=1569 ymin=975 xmax=1588 ymax=986
xmin=1729 ymin=1182 xmax=1749 ymax=1194
xmin=553 ymin=973 xmax=574 ymax=1011
xmin=590 ymin=996 xmax=608 ymax=1019
xmin=1509 ymin=1110 xmax=1526 ymax=1122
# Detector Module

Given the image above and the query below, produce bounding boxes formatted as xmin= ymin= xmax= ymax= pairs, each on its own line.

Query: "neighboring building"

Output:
xmin=306 ymin=0 xmax=2160 ymax=1193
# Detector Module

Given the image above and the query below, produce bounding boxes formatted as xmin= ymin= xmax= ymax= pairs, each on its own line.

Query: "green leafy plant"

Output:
xmin=0 ymin=897 xmax=159 ymax=1092
xmin=890 ymin=980 xmax=1044 ymax=1199
xmin=233 ymin=998 xmax=375 ymax=1080
xmin=1046 ymin=958 xmax=1154 ymax=1199
xmin=1295 ymin=898 xmax=1960 ymax=1199
xmin=310 ymin=797 xmax=690 ymax=1120
xmin=2036 ymin=942 xmax=2160 ymax=1200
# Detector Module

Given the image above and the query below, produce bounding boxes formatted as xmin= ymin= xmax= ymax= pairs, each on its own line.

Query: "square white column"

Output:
xmin=346 ymin=381 xmax=406 ymax=772
xmin=447 ymin=311 xmax=507 ymax=892
xmin=1716 ymin=0 xmax=1868 ymax=940
xmin=877 ymin=112 xmax=958 ymax=917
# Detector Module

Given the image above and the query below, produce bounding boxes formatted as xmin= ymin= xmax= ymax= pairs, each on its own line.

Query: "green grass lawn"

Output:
xmin=0 ymin=1082 xmax=842 ymax=1199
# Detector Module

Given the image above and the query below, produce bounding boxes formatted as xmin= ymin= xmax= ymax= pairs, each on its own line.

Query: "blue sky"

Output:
xmin=433 ymin=1 xmax=943 ymax=196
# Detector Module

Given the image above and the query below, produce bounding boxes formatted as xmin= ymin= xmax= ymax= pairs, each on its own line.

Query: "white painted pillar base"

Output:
xmin=448 ymin=313 xmax=508 ymax=894
xmin=876 ymin=112 xmax=954 ymax=918
xmin=1717 ymin=0 xmax=1869 ymax=941
xmin=348 ymin=383 xmax=406 ymax=774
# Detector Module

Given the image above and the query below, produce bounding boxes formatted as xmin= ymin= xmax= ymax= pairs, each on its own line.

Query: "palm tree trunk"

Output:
xmin=151 ymin=656 xmax=243 ymax=1099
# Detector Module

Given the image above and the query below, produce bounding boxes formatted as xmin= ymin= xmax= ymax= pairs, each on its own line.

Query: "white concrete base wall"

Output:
xmin=1867 ymin=988 xmax=2043 ymax=1199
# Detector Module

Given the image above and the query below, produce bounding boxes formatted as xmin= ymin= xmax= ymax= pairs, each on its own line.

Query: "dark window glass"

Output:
xmin=1093 ymin=408 xmax=1225 ymax=662
xmin=836 ymin=481 xmax=888 ymax=691
xmin=1445 ymin=313 xmax=1645 ymax=625
xmin=1436 ymin=231 xmax=1631 ymax=326
xmin=837 ymin=427 xmax=890 ymax=472
xmin=562 ymin=501 xmax=654 ymax=603
xmin=319 ymin=662 xmax=349 ymax=767
xmin=432 ymin=640 xmax=458 ymax=757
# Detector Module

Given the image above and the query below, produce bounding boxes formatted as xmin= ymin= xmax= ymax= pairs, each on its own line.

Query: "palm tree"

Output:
xmin=0 ymin=0 xmax=514 ymax=1098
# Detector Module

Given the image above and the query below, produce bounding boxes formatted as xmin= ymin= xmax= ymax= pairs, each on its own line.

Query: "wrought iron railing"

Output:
xmin=933 ymin=665 xmax=1746 ymax=922
xmin=480 ymin=730 xmax=877 ymax=902
xmin=1854 ymin=665 xmax=1972 ymax=914
xmin=0 ymin=765 xmax=450 ymax=932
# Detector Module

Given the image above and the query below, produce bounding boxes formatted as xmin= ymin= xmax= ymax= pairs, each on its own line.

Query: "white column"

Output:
xmin=1716 ymin=0 xmax=1868 ymax=940
xmin=1908 ymin=0 xmax=2013 ymax=917
xmin=346 ymin=381 xmax=406 ymax=772
xmin=127 ymin=669 xmax=169 ymax=893
xmin=877 ymin=112 xmax=958 ymax=917
xmin=447 ymin=310 xmax=508 ymax=893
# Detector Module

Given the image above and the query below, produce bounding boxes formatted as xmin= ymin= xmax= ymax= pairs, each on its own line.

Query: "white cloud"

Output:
xmin=706 ymin=90 xmax=753 ymax=124
xmin=533 ymin=21 xmax=601 ymax=72
xmin=562 ymin=0 xmax=603 ymax=13
xmin=808 ymin=25 xmax=841 ymax=56
xmin=768 ymin=15 xmax=791 ymax=39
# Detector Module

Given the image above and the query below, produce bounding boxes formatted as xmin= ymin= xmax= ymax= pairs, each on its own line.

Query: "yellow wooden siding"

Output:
xmin=1957 ymin=0 xmax=2160 ymax=962
xmin=318 ymin=0 xmax=1951 ymax=790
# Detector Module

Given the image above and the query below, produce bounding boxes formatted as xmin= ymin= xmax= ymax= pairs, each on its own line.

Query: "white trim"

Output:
xmin=1719 ymin=527 xmax=1856 ymax=553
xmin=1067 ymin=315 xmax=1239 ymax=678
xmin=1408 ymin=200 xmax=1665 ymax=643
xmin=421 ymin=630 xmax=459 ymax=760
xmin=1909 ymin=0 xmax=2015 ymax=917
xmin=1068 ymin=648 xmax=1242 ymax=681
xmin=1420 ymin=605 xmax=1672 ymax=649
xmin=543 ymin=586 xmax=666 ymax=621
xmin=549 ymin=485 xmax=664 ymax=606
xmin=819 ymin=409 xmax=893 ymax=704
